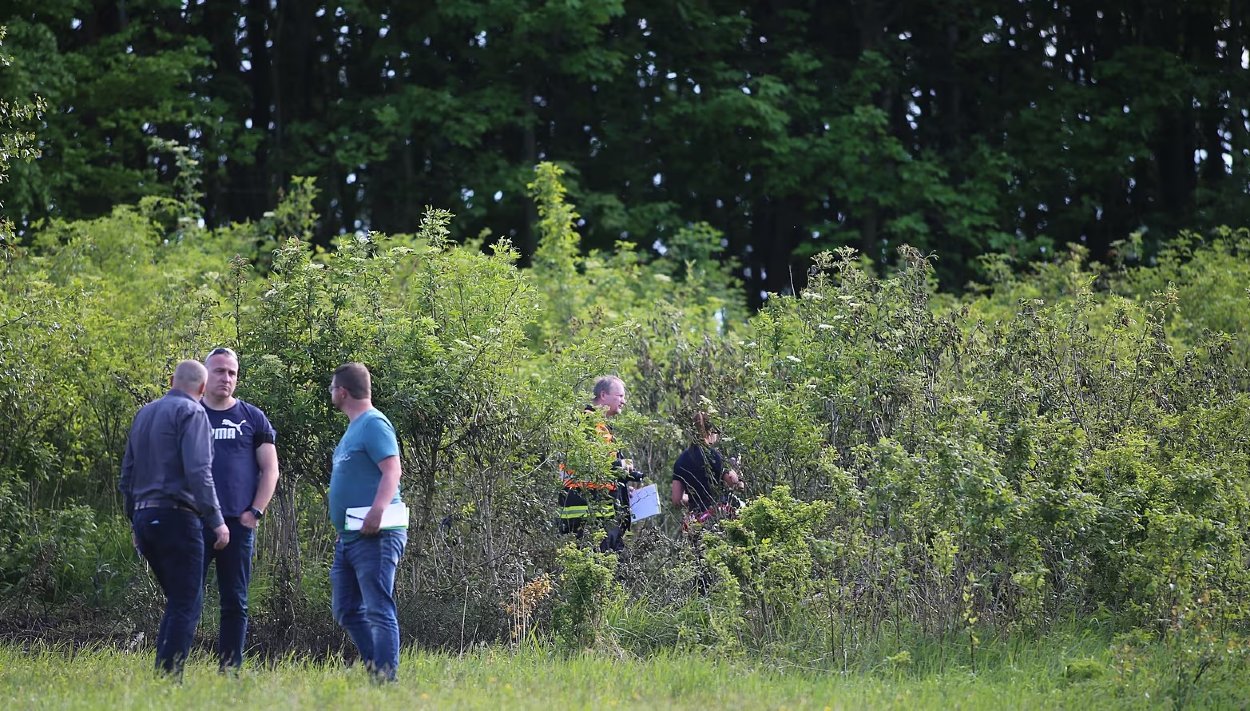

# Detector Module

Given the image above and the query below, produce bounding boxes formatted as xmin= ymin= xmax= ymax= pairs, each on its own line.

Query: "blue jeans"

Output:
xmin=331 ymin=530 xmax=407 ymax=680
xmin=204 ymin=518 xmax=255 ymax=669
xmin=133 ymin=508 xmax=205 ymax=677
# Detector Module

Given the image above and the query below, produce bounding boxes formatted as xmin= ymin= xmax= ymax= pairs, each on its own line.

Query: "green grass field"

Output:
xmin=1 ymin=633 xmax=1245 ymax=710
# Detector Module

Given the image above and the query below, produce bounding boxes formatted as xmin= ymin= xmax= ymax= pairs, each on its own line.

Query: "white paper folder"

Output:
xmin=344 ymin=502 xmax=409 ymax=531
xmin=629 ymin=484 xmax=660 ymax=522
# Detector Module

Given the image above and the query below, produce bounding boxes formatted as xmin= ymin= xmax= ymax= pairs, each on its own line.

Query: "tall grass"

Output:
xmin=1 ymin=632 xmax=1245 ymax=710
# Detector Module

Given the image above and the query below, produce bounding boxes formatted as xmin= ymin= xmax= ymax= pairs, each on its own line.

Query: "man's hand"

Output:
xmin=361 ymin=506 xmax=384 ymax=536
xmin=213 ymin=523 xmax=231 ymax=550
xmin=240 ymin=509 xmax=260 ymax=530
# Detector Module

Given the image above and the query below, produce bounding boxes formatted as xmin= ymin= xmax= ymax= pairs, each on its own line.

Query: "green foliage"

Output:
xmin=0 ymin=24 xmax=43 ymax=265
xmin=551 ymin=543 xmax=623 ymax=652
xmin=0 ymin=488 xmax=136 ymax=608
xmin=1 ymin=156 xmax=1248 ymax=703
xmin=1113 ymin=228 xmax=1250 ymax=372
xmin=0 ymin=14 xmax=211 ymax=219
xmin=9 ymin=4 xmax=1250 ymax=303
xmin=706 ymin=486 xmax=834 ymax=643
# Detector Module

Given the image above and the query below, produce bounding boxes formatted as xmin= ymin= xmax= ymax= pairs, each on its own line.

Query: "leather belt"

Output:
xmin=133 ymin=500 xmax=198 ymax=514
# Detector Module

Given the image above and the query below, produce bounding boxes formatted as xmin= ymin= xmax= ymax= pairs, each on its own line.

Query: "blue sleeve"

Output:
xmin=672 ymin=449 xmax=691 ymax=485
xmin=709 ymin=448 xmax=725 ymax=476
xmin=119 ymin=416 xmax=138 ymax=517
xmin=248 ymin=403 xmax=277 ymax=447
xmin=183 ymin=405 xmax=224 ymax=528
xmin=364 ymin=415 xmax=400 ymax=464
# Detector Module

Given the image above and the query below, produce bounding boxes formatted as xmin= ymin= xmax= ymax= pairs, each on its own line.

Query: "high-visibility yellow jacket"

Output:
xmin=559 ymin=420 xmax=619 ymax=521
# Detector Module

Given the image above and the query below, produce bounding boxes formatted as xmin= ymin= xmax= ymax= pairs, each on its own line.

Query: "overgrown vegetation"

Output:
xmin=2 ymin=157 xmax=1249 ymax=705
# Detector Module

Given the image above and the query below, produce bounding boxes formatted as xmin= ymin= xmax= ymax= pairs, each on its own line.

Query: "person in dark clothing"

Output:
xmin=672 ymin=413 xmax=742 ymax=525
xmin=201 ymin=347 xmax=280 ymax=672
xmin=119 ymin=360 xmax=229 ymax=678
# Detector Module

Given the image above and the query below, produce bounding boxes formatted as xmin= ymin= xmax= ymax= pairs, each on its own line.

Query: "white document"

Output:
xmin=629 ymin=484 xmax=661 ymax=523
xmin=345 ymin=502 xmax=409 ymax=531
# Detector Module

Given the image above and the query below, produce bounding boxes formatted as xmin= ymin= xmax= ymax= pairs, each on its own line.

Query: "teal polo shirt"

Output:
xmin=328 ymin=408 xmax=403 ymax=537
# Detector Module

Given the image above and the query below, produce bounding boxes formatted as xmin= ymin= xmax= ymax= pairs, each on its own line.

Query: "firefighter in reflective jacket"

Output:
xmin=558 ymin=376 xmax=641 ymax=551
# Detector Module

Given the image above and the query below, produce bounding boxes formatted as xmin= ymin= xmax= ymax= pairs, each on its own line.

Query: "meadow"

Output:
xmin=2 ymin=629 xmax=1247 ymax=710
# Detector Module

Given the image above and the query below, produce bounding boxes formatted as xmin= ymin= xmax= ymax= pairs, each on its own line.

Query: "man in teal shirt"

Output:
xmin=328 ymin=362 xmax=406 ymax=683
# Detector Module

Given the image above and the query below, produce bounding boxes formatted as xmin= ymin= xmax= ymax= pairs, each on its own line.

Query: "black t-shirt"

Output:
xmin=672 ymin=444 xmax=724 ymax=514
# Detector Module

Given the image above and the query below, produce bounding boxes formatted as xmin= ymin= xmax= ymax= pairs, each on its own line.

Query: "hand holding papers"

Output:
xmin=345 ymin=502 xmax=409 ymax=532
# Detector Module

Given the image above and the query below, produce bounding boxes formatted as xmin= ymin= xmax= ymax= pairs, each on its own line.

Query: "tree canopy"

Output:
xmin=2 ymin=1 xmax=1248 ymax=303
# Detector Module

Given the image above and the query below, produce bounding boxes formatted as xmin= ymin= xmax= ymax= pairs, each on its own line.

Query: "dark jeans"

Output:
xmin=331 ymin=530 xmax=407 ymax=681
xmin=133 ymin=508 xmax=205 ymax=677
xmin=203 ymin=518 xmax=255 ymax=669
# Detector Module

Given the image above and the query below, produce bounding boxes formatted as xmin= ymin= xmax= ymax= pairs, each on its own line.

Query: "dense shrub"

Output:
xmin=1 ymin=162 xmax=1247 ymax=672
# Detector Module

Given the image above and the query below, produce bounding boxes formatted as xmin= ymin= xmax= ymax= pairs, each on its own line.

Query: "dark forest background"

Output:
xmin=2 ymin=0 xmax=1249 ymax=304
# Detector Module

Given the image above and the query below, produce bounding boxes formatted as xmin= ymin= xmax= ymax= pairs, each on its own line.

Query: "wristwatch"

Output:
xmin=247 ymin=506 xmax=265 ymax=519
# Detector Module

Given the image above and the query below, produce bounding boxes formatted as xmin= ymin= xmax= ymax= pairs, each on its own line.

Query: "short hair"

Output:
xmin=333 ymin=362 xmax=372 ymax=399
xmin=204 ymin=346 xmax=239 ymax=366
xmin=172 ymin=360 xmax=207 ymax=390
xmin=592 ymin=376 xmax=623 ymax=400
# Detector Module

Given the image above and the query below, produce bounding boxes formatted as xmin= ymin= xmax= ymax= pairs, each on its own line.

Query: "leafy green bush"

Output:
xmin=1 ymin=158 xmax=1247 ymax=686
xmin=551 ymin=543 xmax=623 ymax=652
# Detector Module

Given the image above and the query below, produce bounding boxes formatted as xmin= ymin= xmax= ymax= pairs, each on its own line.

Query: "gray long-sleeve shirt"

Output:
xmin=119 ymin=389 xmax=224 ymax=529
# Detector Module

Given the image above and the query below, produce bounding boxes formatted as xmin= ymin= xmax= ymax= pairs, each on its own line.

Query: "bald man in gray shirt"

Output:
xmin=119 ymin=360 xmax=229 ymax=678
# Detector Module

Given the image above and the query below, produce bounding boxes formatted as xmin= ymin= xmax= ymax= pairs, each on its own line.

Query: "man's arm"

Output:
xmin=119 ymin=432 xmax=136 ymax=519
xmin=719 ymin=451 xmax=743 ymax=490
xmin=361 ymin=455 xmax=401 ymax=535
xmin=241 ymin=442 xmax=279 ymax=529
xmin=671 ymin=479 xmax=687 ymax=508
xmin=182 ymin=408 xmax=228 ymax=550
